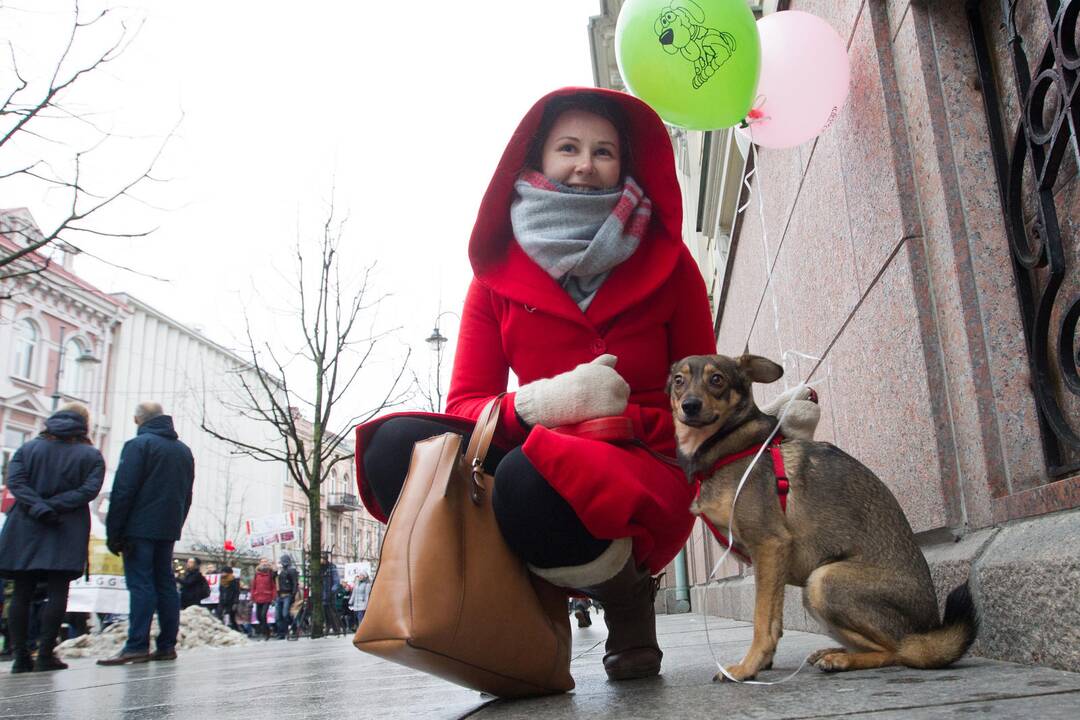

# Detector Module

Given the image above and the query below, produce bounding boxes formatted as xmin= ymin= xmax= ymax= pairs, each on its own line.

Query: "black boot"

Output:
xmin=33 ymin=642 xmax=68 ymax=672
xmin=10 ymin=646 xmax=33 ymax=674
xmin=578 ymin=557 xmax=662 ymax=681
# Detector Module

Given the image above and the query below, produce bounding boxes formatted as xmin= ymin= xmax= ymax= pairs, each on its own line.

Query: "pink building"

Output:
xmin=0 ymin=209 xmax=128 ymax=480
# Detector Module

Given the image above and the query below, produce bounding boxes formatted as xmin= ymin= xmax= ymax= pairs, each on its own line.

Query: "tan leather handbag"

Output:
xmin=353 ymin=397 xmax=575 ymax=698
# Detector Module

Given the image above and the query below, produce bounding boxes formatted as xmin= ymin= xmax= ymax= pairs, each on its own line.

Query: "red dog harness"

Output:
xmin=693 ymin=434 xmax=789 ymax=566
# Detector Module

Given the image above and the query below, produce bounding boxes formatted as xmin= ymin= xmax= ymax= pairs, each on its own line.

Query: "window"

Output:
xmin=11 ymin=319 xmax=37 ymax=379
xmin=2 ymin=428 xmax=31 ymax=483
xmin=62 ymin=338 xmax=88 ymax=396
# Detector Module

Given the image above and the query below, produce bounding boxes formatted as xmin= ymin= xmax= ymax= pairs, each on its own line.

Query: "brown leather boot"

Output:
xmin=578 ymin=557 xmax=662 ymax=681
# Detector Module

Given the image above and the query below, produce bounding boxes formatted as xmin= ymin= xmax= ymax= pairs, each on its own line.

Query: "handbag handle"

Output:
xmin=462 ymin=394 xmax=505 ymax=506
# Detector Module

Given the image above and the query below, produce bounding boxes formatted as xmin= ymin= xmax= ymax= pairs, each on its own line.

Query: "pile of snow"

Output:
xmin=58 ymin=606 xmax=248 ymax=658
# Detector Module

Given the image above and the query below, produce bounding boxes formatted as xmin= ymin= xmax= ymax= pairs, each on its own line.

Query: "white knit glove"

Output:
xmin=760 ymin=385 xmax=821 ymax=441
xmin=515 ymin=354 xmax=630 ymax=428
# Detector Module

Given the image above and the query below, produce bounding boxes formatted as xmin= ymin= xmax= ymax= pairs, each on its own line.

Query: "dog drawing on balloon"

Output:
xmin=654 ymin=0 xmax=737 ymax=89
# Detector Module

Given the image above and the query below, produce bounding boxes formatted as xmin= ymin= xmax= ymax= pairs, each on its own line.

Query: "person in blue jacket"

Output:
xmin=98 ymin=402 xmax=194 ymax=666
xmin=0 ymin=403 xmax=104 ymax=674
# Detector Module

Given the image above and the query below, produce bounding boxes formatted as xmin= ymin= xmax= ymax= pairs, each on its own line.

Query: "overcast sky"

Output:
xmin=3 ymin=0 xmax=602 ymax=419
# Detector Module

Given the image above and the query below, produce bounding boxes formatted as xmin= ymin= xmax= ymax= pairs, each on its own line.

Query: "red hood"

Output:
xmin=468 ymin=87 xmax=684 ymax=327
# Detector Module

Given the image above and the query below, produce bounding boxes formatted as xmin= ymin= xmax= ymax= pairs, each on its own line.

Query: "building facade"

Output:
xmin=1 ymin=209 xmax=127 ymax=491
xmin=103 ymin=293 xmax=288 ymax=560
xmin=590 ymin=0 xmax=1080 ymax=672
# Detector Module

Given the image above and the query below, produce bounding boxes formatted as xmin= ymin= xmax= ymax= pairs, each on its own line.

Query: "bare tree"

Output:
xmin=0 ymin=1 xmax=170 ymax=285
xmin=201 ymin=204 xmax=411 ymax=638
xmin=188 ymin=471 xmax=255 ymax=572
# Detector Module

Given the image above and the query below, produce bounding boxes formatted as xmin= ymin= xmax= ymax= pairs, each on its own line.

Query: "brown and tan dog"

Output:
xmin=669 ymin=353 xmax=978 ymax=681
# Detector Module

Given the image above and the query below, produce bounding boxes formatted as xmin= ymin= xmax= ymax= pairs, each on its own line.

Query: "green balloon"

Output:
xmin=615 ymin=0 xmax=761 ymax=130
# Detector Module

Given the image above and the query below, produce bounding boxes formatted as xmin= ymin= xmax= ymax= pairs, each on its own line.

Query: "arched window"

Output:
xmin=62 ymin=337 xmax=88 ymax=396
xmin=11 ymin=319 xmax=37 ymax=379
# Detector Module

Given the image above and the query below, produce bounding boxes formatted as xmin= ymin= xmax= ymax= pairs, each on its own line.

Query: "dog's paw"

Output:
xmin=812 ymin=650 xmax=852 ymax=673
xmin=806 ymin=647 xmax=846 ymax=665
xmin=713 ymin=663 xmax=758 ymax=682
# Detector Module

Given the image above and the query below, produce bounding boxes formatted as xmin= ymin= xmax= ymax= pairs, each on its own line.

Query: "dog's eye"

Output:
xmin=709 ymin=374 xmax=723 ymax=386
xmin=672 ymin=375 xmax=684 ymax=387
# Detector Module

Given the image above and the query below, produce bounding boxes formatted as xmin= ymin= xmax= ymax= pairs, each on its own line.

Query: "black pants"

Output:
xmin=254 ymin=602 xmax=271 ymax=637
xmin=8 ymin=572 xmax=70 ymax=654
xmin=364 ymin=417 xmax=609 ymax=569
xmin=216 ymin=606 xmax=238 ymax=630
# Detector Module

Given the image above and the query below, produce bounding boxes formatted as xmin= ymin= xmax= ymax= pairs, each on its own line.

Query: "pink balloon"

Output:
xmin=736 ymin=11 xmax=849 ymax=148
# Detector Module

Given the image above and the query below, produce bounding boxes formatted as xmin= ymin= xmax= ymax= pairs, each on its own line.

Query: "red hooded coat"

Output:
xmin=354 ymin=88 xmax=715 ymax=574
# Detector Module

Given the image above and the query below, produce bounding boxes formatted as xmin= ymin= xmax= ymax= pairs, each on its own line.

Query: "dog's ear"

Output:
xmin=672 ymin=0 xmax=705 ymax=24
xmin=666 ymin=360 xmax=682 ymax=395
xmin=737 ymin=354 xmax=783 ymax=384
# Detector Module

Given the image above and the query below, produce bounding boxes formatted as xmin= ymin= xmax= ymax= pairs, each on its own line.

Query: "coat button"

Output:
xmin=591 ymin=338 xmax=606 ymax=354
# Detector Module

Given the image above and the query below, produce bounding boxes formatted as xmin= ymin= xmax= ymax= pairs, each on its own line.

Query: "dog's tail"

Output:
xmin=895 ymin=582 xmax=979 ymax=669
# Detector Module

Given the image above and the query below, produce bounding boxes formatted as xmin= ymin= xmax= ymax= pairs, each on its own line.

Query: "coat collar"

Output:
xmin=468 ymin=87 xmax=683 ymax=330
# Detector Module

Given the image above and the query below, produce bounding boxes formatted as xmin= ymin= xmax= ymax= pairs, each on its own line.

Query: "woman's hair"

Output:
xmin=523 ymin=94 xmax=632 ymax=178
xmin=41 ymin=402 xmax=92 ymax=443
xmin=60 ymin=402 xmax=91 ymax=426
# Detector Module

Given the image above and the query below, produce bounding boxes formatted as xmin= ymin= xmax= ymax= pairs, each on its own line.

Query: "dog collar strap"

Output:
xmin=698 ymin=513 xmax=753 ymax=564
xmin=693 ymin=435 xmax=789 ymax=512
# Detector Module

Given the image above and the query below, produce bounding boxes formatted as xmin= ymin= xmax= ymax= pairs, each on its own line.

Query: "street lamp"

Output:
xmin=424 ymin=327 xmax=447 ymax=351
xmin=424 ymin=310 xmax=459 ymax=412
xmin=51 ymin=327 xmax=67 ymax=411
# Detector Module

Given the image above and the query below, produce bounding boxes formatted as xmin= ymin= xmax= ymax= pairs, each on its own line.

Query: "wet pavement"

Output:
xmin=2 ymin=613 xmax=1079 ymax=718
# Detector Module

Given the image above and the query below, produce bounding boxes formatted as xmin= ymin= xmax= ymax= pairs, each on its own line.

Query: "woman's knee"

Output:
xmin=491 ymin=448 xmax=552 ymax=519
xmin=491 ymin=448 xmax=609 ymax=568
xmin=363 ymin=417 xmax=458 ymax=515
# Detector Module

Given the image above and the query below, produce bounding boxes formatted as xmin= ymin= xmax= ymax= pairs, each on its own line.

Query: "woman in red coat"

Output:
xmin=356 ymin=88 xmax=716 ymax=680
xmin=249 ymin=558 xmax=277 ymax=640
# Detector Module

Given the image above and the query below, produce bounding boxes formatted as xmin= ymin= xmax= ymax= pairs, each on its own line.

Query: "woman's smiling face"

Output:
xmin=540 ymin=109 xmax=622 ymax=191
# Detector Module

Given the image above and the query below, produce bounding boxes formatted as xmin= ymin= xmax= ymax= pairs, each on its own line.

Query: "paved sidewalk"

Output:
xmin=2 ymin=613 xmax=1078 ymax=719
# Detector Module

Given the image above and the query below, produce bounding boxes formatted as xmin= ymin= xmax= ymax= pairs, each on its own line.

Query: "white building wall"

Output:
xmin=102 ymin=294 xmax=287 ymax=556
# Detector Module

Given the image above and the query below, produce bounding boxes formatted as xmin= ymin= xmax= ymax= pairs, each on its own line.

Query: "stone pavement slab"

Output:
xmin=2 ymin=614 xmax=1078 ymax=719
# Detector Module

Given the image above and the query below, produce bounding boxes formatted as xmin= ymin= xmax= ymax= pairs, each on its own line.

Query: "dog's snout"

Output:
xmin=681 ymin=397 xmax=703 ymax=417
xmin=660 ymin=28 xmax=674 ymax=45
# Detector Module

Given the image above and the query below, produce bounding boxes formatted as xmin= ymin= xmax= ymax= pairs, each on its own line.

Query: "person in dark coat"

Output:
xmin=98 ymin=402 xmax=194 ymax=666
xmin=274 ymin=553 xmax=299 ymax=640
xmin=0 ymin=404 xmax=104 ymax=673
xmin=215 ymin=567 xmax=239 ymax=630
xmin=177 ymin=558 xmax=209 ymax=609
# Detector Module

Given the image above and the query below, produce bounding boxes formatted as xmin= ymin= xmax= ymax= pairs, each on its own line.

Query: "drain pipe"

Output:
xmin=673 ymin=547 xmax=691 ymax=612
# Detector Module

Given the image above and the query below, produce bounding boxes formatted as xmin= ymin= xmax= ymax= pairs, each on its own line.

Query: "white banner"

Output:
xmin=67 ymin=508 xmax=129 ymax=614
xmin=249 ymin=526 xmax=298 ymax=549
xmin=340 ymin=561 xmax=372 ymax=584
xmin=244 ymin=511 xmax=296 ymax=537
xmin=67 ymin=573 xmax=130 ymax=615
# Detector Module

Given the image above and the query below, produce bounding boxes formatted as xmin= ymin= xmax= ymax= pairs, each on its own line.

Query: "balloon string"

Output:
xmin=736 ymin=128 xmax=831 ymax=391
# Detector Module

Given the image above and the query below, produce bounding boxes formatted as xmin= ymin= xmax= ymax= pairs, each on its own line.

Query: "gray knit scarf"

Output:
xmin=511 ymin=171 xmax=653 ymax=311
